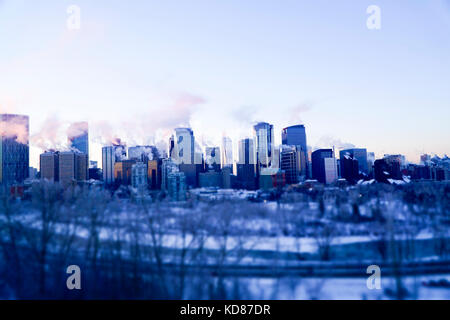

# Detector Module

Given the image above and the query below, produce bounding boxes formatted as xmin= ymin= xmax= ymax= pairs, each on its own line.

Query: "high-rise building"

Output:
xmin=40 ymin=151 xmax=59 ymax=182
xmin=161 ymin=158 xmax=178 ymax=191
xmin=236 ymin=138 xmax=256 ymax=189
xmin=0 ymin=114 xmax=29 ymax=186
xmin=281 ymin=124 xmax=308 ymax=177
xmin=179 ymin=163 xmax=198 ymax=188
xmin=168 ymin=171 xmax=187 ymax=201
xmin=375 ymin=154 xmax=404 ymax=180
xmin=148 ymin=159 xmax=161 ymax=189
xmin=76 ymin=153 xmax=89 ymax=181
xmin=311 ymin=149 xmax=336 ymax=184
xmin=339 ymin=153 xmax=359 ymax=184
xmin=205 ymin=146 xmax=221 ymax=172
xmin=238 ymin=138 xmax=255 ymax=165
xmin=324 ymin=157 xmax=338 ymax=184
xmin=58 ymin=151 xmax=88 ymax=186
xmin=280 ymin=145 xmax=301 ymax=184
xmin=384 ymin=154 xmax=406 ymax=170
xmin=131 ymin=162 xmax=148 ymax=190
xmin=221 ymin=136 xmax=233 ymax=168
xmin=114 ymin=160 xmax=136 ymax=185
xmin=102 ymin=143 xmax=127 ymax=184
xmin=374 ymin=159 xmax=392 ymax=183
xmin=166 ymin=128 xmax=200 ymax=188
xmin=340 ymin=148 xmax=368 ymax=175
xmin=68 ymin=122 xmax=89 ymax=156
xmin=102 ymin=147 xmax=115 ymax=184
xmin=170 ymin=128 xmax=195 ymax=165
xmin=253 ymin=122 xmax=274 ymax=169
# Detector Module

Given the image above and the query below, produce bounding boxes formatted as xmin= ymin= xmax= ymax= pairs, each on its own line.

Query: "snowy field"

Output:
xmin=0 ymin=181 xmax=449 ymax=299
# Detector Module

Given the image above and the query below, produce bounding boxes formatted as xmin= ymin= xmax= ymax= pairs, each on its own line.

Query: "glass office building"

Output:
xmin=0 ymin=114 xmax=29 ymax=186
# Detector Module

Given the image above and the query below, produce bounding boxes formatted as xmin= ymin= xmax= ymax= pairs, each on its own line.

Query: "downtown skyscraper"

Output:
xmin=312 ymin=148 xmax=337 ymax=184
xmin=169 ymin=128 xmax=195 ymax=165
xmin=0 ymin=114 xmax=29 ymax=186
xmin=102 ymin=141 xmax=127 ymax=185
xmin=236 ymin=138 xmax=256 ymax=189
xmin=281 ymin=124 xmax=308 ymax=177
xmin=221 ymin=136 xmax=233 ymax=168
xmin=68 ymin=122 xmax=89 ymax=155
xmin=253 ymin=122 xmax=274 ymax=170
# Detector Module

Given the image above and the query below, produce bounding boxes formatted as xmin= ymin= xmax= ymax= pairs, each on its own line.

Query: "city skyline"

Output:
xmin=3 ymin=111 xmax=446 ymax=190
xmin=1 ymin=112 xmax=450 ymax=170
xmin=1 ymin=0 xmax=449 ymax=168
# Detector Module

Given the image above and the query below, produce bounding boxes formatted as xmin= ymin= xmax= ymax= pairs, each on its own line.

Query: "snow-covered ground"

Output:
xmin=216 ymin=274 xmax=450 ymax=300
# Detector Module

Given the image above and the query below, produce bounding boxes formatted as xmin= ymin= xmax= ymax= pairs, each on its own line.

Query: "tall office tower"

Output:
xmin=324 ymin=157 xmax=338 ymax=184
xmin=75 ymin=153 xmax=89 ymax=181
xmin=40 ymin=151 xmax=59 ymax=182
xmin=170 ymin=128 xmax=195 ymax=165
xmin=169 ymin=128 xmax=197 ymax=187
xmin=68 ymin=121 xmax=89 ymax=157
xmin=161 ymin=158 xmax=178 ymax=191
xmin=236 ymin=138 xmax=256 ymax=189
xmin=281 ymin=125 xmax=308 ymax=177
xmin=102 ymin=147 xmax=115 ymax=184
xmin=148 ymin=159 xmax=161 ymax=189
xmin=205 ymin=146 xmax=221 ymax=172
xmin=311 ymin=149 xmax=336 ymax=184
xmin=58 ymin=151 xmax=88 ymax=186
xmin=128 ymin=145 xmax=159 ymax=162
xmin=280 ymin=145 xmax=301 ymax=184
xmin=167 ymin=171 xmax=187 ymax=201
xmin=253 ymin=122 xmax=274 ymax=170
xmin=59 ymin=152 xmax=75 ymax=186
xmin=221 ymin=136 xmax=233 ymax=168
xmin=131 ymin=162 xmax=148 ymax=190
xmin=340 ymin=148 xmax=368 ymax=175
xmin=238 ymin=138 xmax=255 ymax=165
xmin=102 ymin=143 xmax=127 ymax=184
xmin=339 ymin=153 xmax=359 ymax=184
xmin=114 ymin=160 xmax=136 ymax=185
xmin=384 ymin=154 xmax=406 ymax=170
xmin=374 ymin=159 xmax=392 ymax=183
xmin=380 ymin=154 xmax=404 ymax=180
xmin=0 ymin=114 xmax=29 ymax=186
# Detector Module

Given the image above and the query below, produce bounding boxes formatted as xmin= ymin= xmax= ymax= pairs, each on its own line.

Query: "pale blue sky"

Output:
xmin=0 ymin=0 xmax=449 ymax=168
